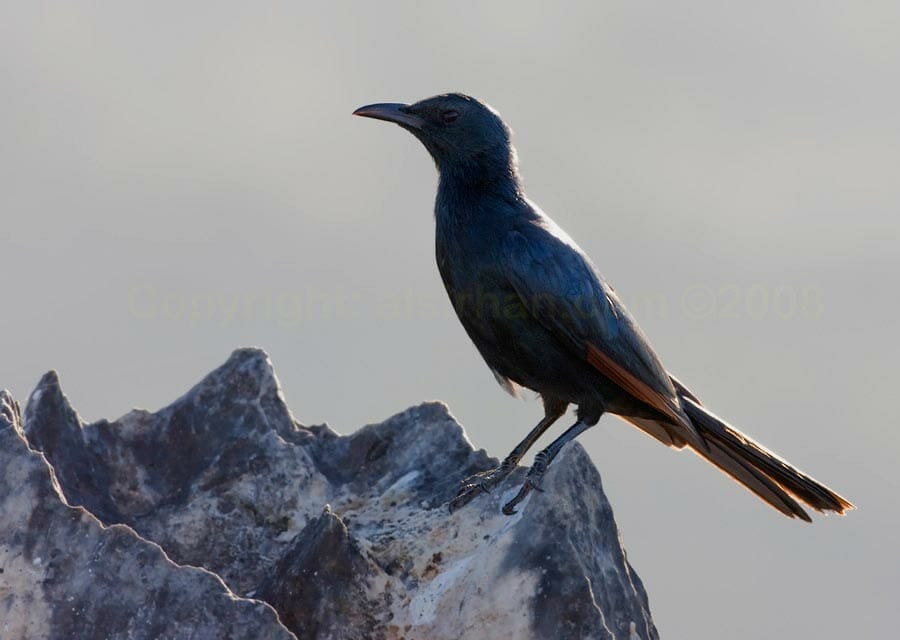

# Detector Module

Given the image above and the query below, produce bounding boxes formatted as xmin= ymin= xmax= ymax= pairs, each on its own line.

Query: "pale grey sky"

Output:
xmin=2 ymin=2 xmax=898 ymax=638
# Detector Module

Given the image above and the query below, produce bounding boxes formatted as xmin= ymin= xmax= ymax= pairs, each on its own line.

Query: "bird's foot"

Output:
xmin=448 ymin=460 xmax=515 ymax=513
xmin=502 ymin=451 xmax=549 ymax=515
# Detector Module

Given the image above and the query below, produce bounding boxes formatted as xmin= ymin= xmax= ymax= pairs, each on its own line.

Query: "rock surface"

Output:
xmin=0 ymin=390 xmax=293 ymax=640
xmin=2 ymin=348 xmax=658 ymax=640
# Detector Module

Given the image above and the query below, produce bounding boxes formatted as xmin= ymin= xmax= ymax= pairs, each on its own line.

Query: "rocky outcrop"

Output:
xmin=2 ymin=348 xmax=658 ymax=640
xmin=0 ymin=390 xmax=293 ymax=640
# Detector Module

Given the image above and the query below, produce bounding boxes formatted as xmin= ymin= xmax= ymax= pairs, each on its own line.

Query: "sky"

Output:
xmin=2 ymin=2 xmax=898 ymax=638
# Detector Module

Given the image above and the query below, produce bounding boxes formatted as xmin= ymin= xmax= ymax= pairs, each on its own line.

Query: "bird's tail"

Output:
xmin=678 ymin=394 xmax=853 ymax=521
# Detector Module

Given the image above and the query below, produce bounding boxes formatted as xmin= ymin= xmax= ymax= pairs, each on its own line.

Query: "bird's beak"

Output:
xmin=352 ymin=102 xmax=424 ymax=130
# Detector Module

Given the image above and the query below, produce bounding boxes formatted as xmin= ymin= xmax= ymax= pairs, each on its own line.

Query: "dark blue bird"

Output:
xmin=353 ymin=93 xmax=852 ymax=520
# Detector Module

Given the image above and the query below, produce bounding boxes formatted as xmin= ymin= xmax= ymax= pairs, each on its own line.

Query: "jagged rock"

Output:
xmin=257 ymin=506 xmax=388 ymax=640
xmin=0 ymin=390 xmax=294 ymax=640
xmin=14 ymin=348 xmax=658 ymax=639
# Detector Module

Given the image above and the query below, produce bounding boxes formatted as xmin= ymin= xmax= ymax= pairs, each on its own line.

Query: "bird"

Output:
xmin=352 ymin=93 xmax=853 ymax=520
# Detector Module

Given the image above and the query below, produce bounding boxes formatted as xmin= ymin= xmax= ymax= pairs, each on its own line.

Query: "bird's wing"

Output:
xmin=501 ymin=221 xmax=697 ymax=436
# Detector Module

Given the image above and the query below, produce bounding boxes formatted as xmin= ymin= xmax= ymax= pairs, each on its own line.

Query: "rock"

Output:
xmin=23 ymin=350 xmax=330 ymax=593
xmin=257 ymin=505 xmax=388 ymax=640
xmin=0 ymin=389 xmax=294 ymax=640
xmin=10 ymin=348 xmax=658 ymax=639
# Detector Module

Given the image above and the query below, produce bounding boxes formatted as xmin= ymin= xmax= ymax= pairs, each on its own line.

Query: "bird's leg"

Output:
xmin=448 ymin=414 xmax=557 ymax=513
xmin=502 ymin=419 xmax=594 ymax=515
xmin=449 ymin=400 xmax=566 ymax=513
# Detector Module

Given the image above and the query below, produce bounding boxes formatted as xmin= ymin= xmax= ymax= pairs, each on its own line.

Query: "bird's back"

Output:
xmin=435 ymin=193 xmax=678 ymax=420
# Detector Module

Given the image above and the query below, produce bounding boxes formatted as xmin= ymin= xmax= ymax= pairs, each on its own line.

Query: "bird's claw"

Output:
xmin=448 ymin=485 xmax=482 ymax=513
xmin=460 ymin=478 xmax=491 ymax=498
xmin=448 ymin=466 xmax=509 ymax=513
xmin=501 ymin=459 xmax=548 ymax=515
xmin=501 ymin=477 xmax=539 ymax=515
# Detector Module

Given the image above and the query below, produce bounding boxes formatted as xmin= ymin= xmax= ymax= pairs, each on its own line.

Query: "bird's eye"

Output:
xmin=442 ymin=110 xmax=459 ymax=124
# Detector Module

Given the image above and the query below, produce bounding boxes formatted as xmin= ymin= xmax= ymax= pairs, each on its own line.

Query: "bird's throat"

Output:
xmin=436 ymin=153 xmax=522 ymax=202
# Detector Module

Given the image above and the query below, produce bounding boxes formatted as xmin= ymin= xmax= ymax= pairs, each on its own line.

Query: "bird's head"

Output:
xmin=353 ymin=93 xmax=519 ymax=187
